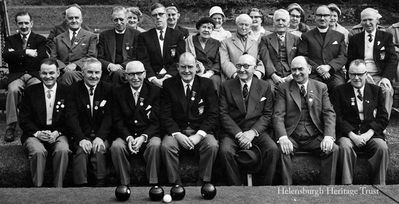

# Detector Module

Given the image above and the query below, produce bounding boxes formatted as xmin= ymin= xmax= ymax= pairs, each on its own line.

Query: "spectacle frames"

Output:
xmin=125 ymin=71 xmax=145 ymax=77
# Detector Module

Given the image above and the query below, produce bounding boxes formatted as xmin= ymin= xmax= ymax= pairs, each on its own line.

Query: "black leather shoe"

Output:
xmin=4 ymin=126 xmax=16 ymax=142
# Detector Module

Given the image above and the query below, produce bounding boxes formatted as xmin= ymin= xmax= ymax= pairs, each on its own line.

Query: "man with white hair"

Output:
xmin=259 ymin=9 xmax=301 ymax=90
xmin=51 ymin=6 xmax=97 ymax=85
xmin=220 ymin=14 xmax=265 ymax=81
xmin=347 ymin=8 xmax=398 ymax=117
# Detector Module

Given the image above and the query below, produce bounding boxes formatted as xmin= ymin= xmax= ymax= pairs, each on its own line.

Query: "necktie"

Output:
xmin=300 ymin=85 xmax=306 ymax=97
xmin=89 ymin=86 xmax=94 ymax=96
xmin=47 ymin=90 xmax=52 ymax=108
xmin=22 ymin=34 xmax=28 ymax=49
xmin=159 ymin=30 xmax=164 ymax=41
xmin=368 ymin=34 xmax=373 ymax=43
xmin=186 ymin=84 xmax=191 ymax=100
xmin=357 ymin=89 xmax=363 ymax=101
xmin=133 ymin=91 xmax=139 ymax=105
xmin=71 ymin=30 xmax=77 ymax=46
xmin=243 ymin=84 xmax=249 ymax=99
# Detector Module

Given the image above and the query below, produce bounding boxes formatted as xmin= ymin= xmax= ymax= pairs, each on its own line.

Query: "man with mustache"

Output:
xmin=2 ymin=11 xmax=47 ymax=142
xmin=19 ymin=58 xmax=71 ymax=187
xmin=160 ymin=52 xmax=219 ymax=189
xmin=273 ymin=56 xmax=339 ymax=185
xmin=137 ymin=3 xmax=185 ymax=88
xmin=298 ymin=5 xmax=347 ymax=94
xmin=333 ymin=59 xmax=389 ymax=185
xmin=51 ymin=6 xmax=97 ymax=86
xmin=67 ymin=58 xmax=112 ymax=187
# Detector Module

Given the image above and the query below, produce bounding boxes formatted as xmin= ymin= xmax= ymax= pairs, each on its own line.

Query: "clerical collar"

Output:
xmin=317 ymin=27 xmax=328 ymax=33
xmin=115 ymin=28 xmax=126 ymax=34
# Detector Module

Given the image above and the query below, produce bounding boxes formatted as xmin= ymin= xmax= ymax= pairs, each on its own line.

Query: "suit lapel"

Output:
xmin=37 ymin=85 xmax=47 ymax=125
xmin=313 ymin=29 xmax=324 ymax=48
xmin=246 ymin=37 xmax=257 ymax=51
xmin=176 ymin=78 xmax=188 ymax=113
xmin=322 ymin=29 xmax=333 ymax=48
xmin=193 ymin=35 xmax=207 ymax=56
xmin=125 ymin=85 xmax=136 ymax=112
xmin=245 ymin=78 xmax=261 ymax=118
xmin=78 ymin=82 xmax=91 ymax=119
xmin=232 ymin=34 xmax=245 ymax=52
xmin=363 ymin=83 xmax=372 ymax=118
xmin=286 ymin=33 xmax=294 ymax=55
xmin=231 ymin=78 xmax=246 ymax=114
xmin=71 ymin=29 xmax=86 ymax=49
xmin=122 ymin=29 xmax=132 ymax=61
xmin=151 ymin=29 xmax=163 ymax=57
xmin=270 ymin=34 xmax=279 ymax=53
xmin=289 ymin=81 xmax=301 ymax=110
xmin=60 ymin=32 xmax=72 ymax=49
xmin=108 ymin=31 xmax=116 ymax=62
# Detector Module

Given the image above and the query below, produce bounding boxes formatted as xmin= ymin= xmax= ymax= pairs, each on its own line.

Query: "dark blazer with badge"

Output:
xmin=113 ymin=81 xmax=161 ymax=141
xmin=298 ymin=28 xmax=347 ymax=73
xmin=67 ymin=81 xmax=113 ymax=145
xmin=273 ymin=79 xmax=336 ymax=139
xmin=333 ymin=83 xmax=388 ymax=140
xmin=97 ymin=27 xmax=141 ymax=74
xmin=192 ymin=34 xmax=221 ymax=74
xmin=259 ymin=32 xmax=301 ymax=78
xmin=50 ymin=28 xmax=97 ymax=69
xmin=160 ymin=75 xmax=218 ymax=135
xmin=19 ymin=83 xmax=70 ymax=144
xmin=137 ymin=27 xmax=185 ymax=78
xmin=174 ymin=25 xmax=189 ymax=40
xmin=219 ymin=77 xmax=274 ymax=138
xmin=2 ymin=32 xmax=48 ymax=83
xmin=347 ymin=30 xmax=398 ymax=80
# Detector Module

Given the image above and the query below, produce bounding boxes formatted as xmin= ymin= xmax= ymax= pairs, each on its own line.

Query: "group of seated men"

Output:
xmin=2 ymin=2 xmax=398 ymax=188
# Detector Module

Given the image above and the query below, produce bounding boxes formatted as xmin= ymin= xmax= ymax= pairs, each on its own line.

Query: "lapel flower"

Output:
xmin=139 ymin=97 xmax=144 ymax=106
xmin=350 ymin=97 xmax=355 ymax=106
xmin=191 ymin=91 xmax=196 ymax=101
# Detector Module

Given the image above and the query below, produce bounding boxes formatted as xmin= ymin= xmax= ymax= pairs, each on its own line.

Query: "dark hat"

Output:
xmin=196 ymin=17 xmax=216 ymax=30
xmin=235 ymin=144 xmax=262 ymax=173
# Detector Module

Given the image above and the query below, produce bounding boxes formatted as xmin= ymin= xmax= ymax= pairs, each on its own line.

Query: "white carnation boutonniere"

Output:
xmin=55 ymin=99 xmax=65 ymax=112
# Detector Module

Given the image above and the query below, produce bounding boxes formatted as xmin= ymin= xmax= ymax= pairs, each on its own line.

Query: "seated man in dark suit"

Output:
xmin=97 ymin=6 xmax=140 ymax=85
xmin=160 ymin=52 xmax=219 ymax=188
xmin=334 ymin=59 xmax=389 ymax=185
xmin=273 ymin=56 xmax=339 ymax=185
xmin=137 ymin=3 xmax=185 ymax=88
xmin=2 ymin=11 xmax=47 ymax=142
xmin=166 ymin=5 xmax=189 ymax=39
xmin=219 ymin=54 xmax=279 ymax=185
xmin=110 ymin=61 xmax=162 ymax=187
xmin=19 ymin=58 xmax=71 ymax=187
xmin=67 ymin=58 xmax=112 ymax=187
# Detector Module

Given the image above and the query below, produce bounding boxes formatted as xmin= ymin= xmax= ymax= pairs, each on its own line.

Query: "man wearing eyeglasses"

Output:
xmin=333 ymin=59 xmax=389 ymax=185
xmin=137 ymin=3 xmax=185 ymax=88
xmin=219 ymin=54 xmax=279 ymax=185
xmin=298 ymin=5 xmax=347 ymax=94
xmin=274 ymin=56 xmax=338 ymax=185
xmin=347 ymin=8 xmax=398 ymax=118
xmin=97 ymin=6 xmax=141 ymax=85
xmin=110 ymin=60 xmax=162 ymax=188
xmin=160 ymin=52 xmax=219 ymax=189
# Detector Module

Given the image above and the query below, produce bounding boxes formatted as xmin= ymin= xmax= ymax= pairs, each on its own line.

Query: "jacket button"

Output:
xmin=134 ymin=120 xmax=138 ymax=124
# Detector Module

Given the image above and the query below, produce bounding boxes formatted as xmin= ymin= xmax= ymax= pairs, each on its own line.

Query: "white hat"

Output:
xmin=209 ymin=6 xmax=225 ymax=18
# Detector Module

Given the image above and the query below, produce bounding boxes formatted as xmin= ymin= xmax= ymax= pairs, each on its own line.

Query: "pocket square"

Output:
xmin=81 ymin=43 xmax=86 ymax=46
xmin=260 ymin=97 xmax=267 ymax=102
xmin=380 ymin=46 xmax=385 ymax=50
xmin=332 ymin=41 xmax=338 ymax=45
xmin=145 ymin=105 xmax=152 ymax=110
xmin=99 ymin=100 xmax=107 ymax=107
xmin=199 ymin=99 xmax=204 ymax=104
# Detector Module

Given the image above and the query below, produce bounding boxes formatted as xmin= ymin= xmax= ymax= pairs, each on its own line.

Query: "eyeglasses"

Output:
xmin=348 ymin=72 xmax=367 ymax=78
xmin=236 ymin=64 xmax=254 ymax=69
xmin=178 ymin=65 xmax=195 ymax=69
xmin=151 ymin=12 xmax=165 ymax=17
xmin=291 ymin=67 xmax=305 ymax=72
xmin=315 ymin=14 xmax=331 ymax=18
xmin=290 ymin=14 xmax=301 ymax=18
xmin=125 ymin=71 xmax=145 ymax=77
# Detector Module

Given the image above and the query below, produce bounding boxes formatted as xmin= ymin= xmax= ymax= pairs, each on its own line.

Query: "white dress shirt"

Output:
xmin=84 ymin=84 xmax=97 ymax=116
xmin=44 ymin=83 xmax=57 ymax=125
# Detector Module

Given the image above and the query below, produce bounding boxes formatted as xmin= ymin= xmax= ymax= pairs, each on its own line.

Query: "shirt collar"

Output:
xmin=130 ymin=84 xmax=143 ymax=94
xmin=297 ymin=80 xmax=309 ymax=91
xmin=239 ymin=77 xmax=253 ymax=90
xmin=157 ymin=27 xmax=167 ymax=34
xmin=353 ymin=85 xmax=365 ymax=95
xmin=84 ymin=83 xmax=97 ymax=94
xmin=20 ymin=31 xmax=31 ymax=39
xmin=69 ymin=28 xmax=81 ymax=36
xmin=181 ymin=79 xmax=194 ymax=88
xmin=115 ymin=28 xmax=126 ymax=34
xmin=317 ymin=27 xmax=329 ymax=33
xmin=365 ymin=29 xmax=377 ymax=39
xmin=43 ymin=83 xmax=57 ymax=93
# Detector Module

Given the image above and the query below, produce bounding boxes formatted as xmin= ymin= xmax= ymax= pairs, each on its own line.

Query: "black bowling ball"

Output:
xmin=149 ymin=185 xmax=164 ymax=201
xmin=170 ymin=184 xmax=185 ymax=200
xmin=115 ymin=185 xmax=131 ymax=201
xmin=201 ymin=183 xmax=217 ymax=200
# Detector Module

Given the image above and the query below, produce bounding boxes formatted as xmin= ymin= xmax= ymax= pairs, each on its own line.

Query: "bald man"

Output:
xmin=220 ymin=14 xmax=265 ymax=81
xmin=51 ymin=6 xmax=97 ymax=86
xmin=347 ymin=8 xmax=398 ymax=118
xmin=110 ymin=61 xmax=162 ymax=187
xmin=219 ymin=54 xmax=279 ymax=185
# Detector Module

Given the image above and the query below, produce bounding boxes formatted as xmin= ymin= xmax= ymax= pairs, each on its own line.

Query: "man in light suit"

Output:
xmin=259 ymin=9 xmax=301 ymax=90
xmin=137 ymin=3 xmax=185 ymax=88
xmin=160 ymin=52 xmax=219 ymax=188
xmin=273 ymin=56 xmax=339 ymax=185
xmin=67 ymin=58 xmax=112 ymax=187
xmin=97 ymin=6 xmax=140 ymax=84
xmin=2 ymin=11 xmax=47 ymax=142
xmin=219 ymin=54 xmax=279 ymax=185
xmin=51 ymin=6 xmax=97 ymax=86
xmin=333 ymin=59 xmax=389 ymax=185
xmin=219 ymin=14 xmax=265 ymax=81
xmin=298 ymin=5 xmax=347 ymax=92
xmin=110 ymin=61 xmax=162 ymax=187
xmin=347 ymin=8 xmax=398 ymax=117
xmin=19 ymin=58 xmax=71 ymax=187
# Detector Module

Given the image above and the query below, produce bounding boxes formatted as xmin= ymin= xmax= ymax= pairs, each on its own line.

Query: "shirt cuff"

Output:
xmin=126 ymin=136 xmax=133 ymax=142
xmin=324 ymin=136 xmax=335 ymax=142
xmin=107 ymin=64 xmax=112 ymax=72
xmin=141 ymin=134 xmax=148 ymax=143
xmin=171 ymin=132 xmax=181 ymax=138
xmin=196 ymin=130 xmax=207 ymax=138
xmin=251 ymin=129 xmax=259 ymax=137
xmin=148 ymin=76 xmax=157 ymax=82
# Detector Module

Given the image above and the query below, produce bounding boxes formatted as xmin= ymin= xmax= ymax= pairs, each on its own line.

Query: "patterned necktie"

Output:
xmin=71 ymin=30 xmax=77 ymax=46
xmin=357 ymin=89 xmax=363 ymax=101
xmin=300 ymin=85 xmax=306 ymax=97
xmin=243 ymin=84 xmax=249 ymax=99
xmin=368 ymin=33 xmax=373 ymax=43
xmin=89 ymin=86 xmax=94 ymax=96
xmin=47 ymin=90 xmax=52 ymax=99
xmin=22 ymin=34 xmax=28 ymax=49
xmin=159 ymin=29 xmax=164 ymax=41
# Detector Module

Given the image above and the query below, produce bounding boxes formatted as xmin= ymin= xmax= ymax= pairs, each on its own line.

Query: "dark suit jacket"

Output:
xmin=160 ymin=75 xmax=218 ymax=135
xmin=2 ymin=32 xmax=48 ymax=83
xmin=273 ymin=79 xmax=336 ymax=140
xmin=347 ymin=30 xmax=398 ymax=80
xmin=219 ymin=78 xmax=274 ymax=138
xmin=259 ymin=32 xmax=301 ymax=78
xmin=97 ymin=27 xmax=141 ymax=74
xmin=67 ymin=81 xmax=113 ymax=145
xmin=19 ymin=83 xmax=70 ymax=144
xmin=192 ymin=34 xmax=221 ymax=74
xmin=113 ymin=81 xmax=161 ymax=141
xmin=50 ymin=28 xmax=97 ymax=69
xmin=174 ymin=25 xmax=189 ymax=39
xmin=137 ymin=28 xmax=185 ymax=78
xmin=298 ymin=28 xmax=347 ymax=74
xmin=333 ymin=83 xmax=388 ymax=140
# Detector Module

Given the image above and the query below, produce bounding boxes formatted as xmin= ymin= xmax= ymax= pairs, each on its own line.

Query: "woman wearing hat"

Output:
xmin=248 ymin=8 xmax=271 ymax=40
xmin=186 ymin=17 xmax=221 ymax=92
xmin=209 ymin=6 xmax=232 ymax=41
xmin=328 ymin=3 xmax=350 ymax=46
xmin=126 ymin=7 xmax=146 ymax=32
xmin=287 ymin=3 xmax=310 ymax=37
